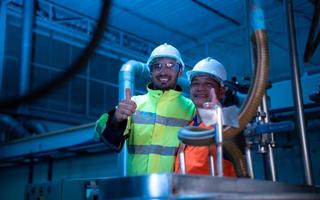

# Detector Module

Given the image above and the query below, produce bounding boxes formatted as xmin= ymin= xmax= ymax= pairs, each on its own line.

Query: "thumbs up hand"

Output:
xmin=113 ymin=88 xmax=137 ymax=123
xmin=210 ymin=88 xmax=221 ymax=106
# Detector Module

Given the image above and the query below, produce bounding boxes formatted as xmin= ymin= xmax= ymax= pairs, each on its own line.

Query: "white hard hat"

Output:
xmin=186 ymin=57 xmax=227 ymax=84
xmin=147 ymin=43 xmax=185 ymax=71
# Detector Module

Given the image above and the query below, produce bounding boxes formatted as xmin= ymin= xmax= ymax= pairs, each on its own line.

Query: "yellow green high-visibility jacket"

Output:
xmin=95 ymin=84 xmax=195 ymax=175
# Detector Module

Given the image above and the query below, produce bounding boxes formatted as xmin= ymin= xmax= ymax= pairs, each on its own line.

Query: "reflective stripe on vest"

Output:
xmin=128 ymin=144 xmax=178 ymax=156
xmin=132 ymin=111 xmax=189 ymax=127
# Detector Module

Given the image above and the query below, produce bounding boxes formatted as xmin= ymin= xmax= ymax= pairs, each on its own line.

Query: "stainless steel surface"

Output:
xmin=208 ymin=144 xmax=215 ymax=176
xmin=118 ymin=60 xmax=149 ymax=176
xmin=215 ymin=105 xmax=224 ymax=177
xmin=245 ymin=145 xmax=255 ymax=179
xmin=98 ymin=174 xmax=320 ymax=199
xmin=262 ymin=95 xmax=277 ymax=181
xmin=285 ymin=0 xmax=313 ymax=185
xmin=267 ymin=143 xmax=277 ymax=181
xmin=262 ymin=95 xmax=275 ymax=145
xmin=178 ymin=126 xmax=215 ymax=146
xmin=179 ymin=144 xmax=186 ymax=174
xmin=26 ymin=174 xmax=320 ymax=199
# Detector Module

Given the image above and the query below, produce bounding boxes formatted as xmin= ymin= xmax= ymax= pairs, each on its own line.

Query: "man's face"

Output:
xmin=150 ymin=58 xmax=182 ymax=90
xmin=190 ymin=75 xmax=224 ymax=108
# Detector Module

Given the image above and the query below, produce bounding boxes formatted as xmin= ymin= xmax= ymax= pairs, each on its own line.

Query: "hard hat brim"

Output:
xmin=147 ymin=55 xmax=185 ymax=68
xmin=186 ymin=70 xmax=223 ymax=85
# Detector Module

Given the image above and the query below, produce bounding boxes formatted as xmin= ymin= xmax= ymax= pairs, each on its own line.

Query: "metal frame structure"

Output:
xmin=0 ymin=0 xmax=157 ymax=123
xmin=285 ymin=0 xmax=313 ymax=186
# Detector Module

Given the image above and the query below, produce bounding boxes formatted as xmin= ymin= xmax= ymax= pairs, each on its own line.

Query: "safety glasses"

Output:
xmin=150 ymin=62 xmax=180 ymax=72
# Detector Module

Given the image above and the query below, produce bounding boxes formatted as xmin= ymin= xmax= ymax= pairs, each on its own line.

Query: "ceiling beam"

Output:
xmin=191 ymin=0 xmax=241 ymax=26
xmin=113 ymin=4 xmax=198 ymax=43
xmin=179 ymin=24 xmax=244 ymax=52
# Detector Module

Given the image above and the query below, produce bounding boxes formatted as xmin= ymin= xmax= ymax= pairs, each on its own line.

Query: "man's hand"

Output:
xmin=210 ymin=88 xmax=221 ymax=106
xmin=111 ymin=88 xmax=137 ymax=127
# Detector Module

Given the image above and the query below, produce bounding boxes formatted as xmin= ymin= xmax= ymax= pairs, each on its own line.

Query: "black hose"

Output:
xmin=0 ymin=0 xmax=111 ymax=109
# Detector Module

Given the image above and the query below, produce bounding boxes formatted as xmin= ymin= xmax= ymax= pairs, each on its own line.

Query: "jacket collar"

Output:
xmin=146 ymin=82 xmax=183 ymax=99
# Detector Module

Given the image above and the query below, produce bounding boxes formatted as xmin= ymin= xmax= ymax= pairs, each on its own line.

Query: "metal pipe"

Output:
xmin=0 ymin=2 xmax=8 ymax=95
xmin=258 ymin=96 xmax=277 ymax=181
xmin=179 ymin=144 xmax=186 ymax=174
xmin=19 ymin=0 xmax=35 ymax=96
xmin=215 ymin=105 xmax=224 ymax=177
xmin=119 ymin=60 xmax=148 ymax=100
xmin=118 ymin=60 xmax=149 ymax=176
xmin=208 ymin=144 xmax=215 ymax=176
xmin=0 ymin=114 xmax=30 ymax=141
xmin=267 ymin=143 xmax=277 ymax=181
xmin=262 ymin=95 xmax=277 ymax=181
xmin=285 ymin=0 xmax=313 ymax=185
xmin=244 ymin=0 xmax=255 ymax=180
xmin=245 ymin=143 xmax=255 ymax=179
xmin=261 ymin=95 xmax=274 ymax=145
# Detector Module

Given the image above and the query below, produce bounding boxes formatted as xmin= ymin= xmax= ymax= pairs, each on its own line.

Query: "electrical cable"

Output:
xmin=0 ymin=0 xmax=111 ymax=109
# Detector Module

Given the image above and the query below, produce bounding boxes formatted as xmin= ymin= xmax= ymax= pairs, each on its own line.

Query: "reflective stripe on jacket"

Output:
xmin=174 ymin=116 xmax=236 ymax=177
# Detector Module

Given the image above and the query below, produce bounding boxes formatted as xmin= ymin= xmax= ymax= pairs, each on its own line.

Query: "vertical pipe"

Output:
xmin=261 ymin=96 xmax=274 ymax=144
xmin=208 ymin=145 xmax=215 ymax=176
xmin=118 ymin=60 xmax=148 ymax=176
xmin=266 ymin=143 xmax=276 ymax=181
xmin=0 ymin=1 xmax=8 ymax=95
xmin=19 ymin=0 xmax=35 ymax=96
xmin=285 ymin=0 xmax=313 ymax=185
xmin=179 ymin=144 xmax=186 ymax=174
xmin=259 ymin=96 xmax=277 ymax=181
xmin=245 ymin=144 xmax=255 ymax=179
xmin=118 ymin=65 xmax=135 ymax=177
xmin=215 ymin=105 xmax=223 ymax=177
xmin=86 ymin=52 xmax=90 ymax=117
xmin=244 ymin=0 xmax=256 ymax=179
xmin=262 ymin=95 xmax=277 ymax=181
xmin=245 ymin=0 xmax=254 ymax=71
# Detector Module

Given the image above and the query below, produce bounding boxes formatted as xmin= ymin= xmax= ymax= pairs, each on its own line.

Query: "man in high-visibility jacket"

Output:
xmin=95 ymin=43 xmax=195 ymax=175
xmin=174 ymin=57 xmax=236 ymax=176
